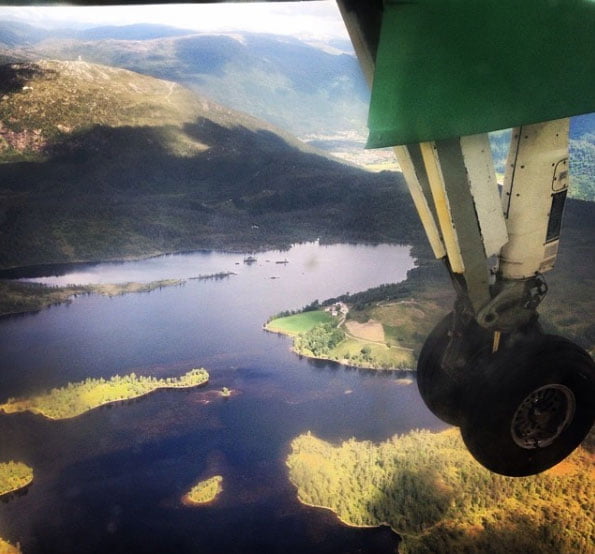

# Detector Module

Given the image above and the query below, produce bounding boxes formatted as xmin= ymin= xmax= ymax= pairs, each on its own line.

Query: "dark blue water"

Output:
xmin=0 ymin=243 xmax=447 ymax=553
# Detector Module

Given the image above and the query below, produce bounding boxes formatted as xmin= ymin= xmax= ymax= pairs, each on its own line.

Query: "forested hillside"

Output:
xmin=0 ymin=60 xmax=419 ymax=270
xmin=287 ymin=428 xmax=595 ymax=554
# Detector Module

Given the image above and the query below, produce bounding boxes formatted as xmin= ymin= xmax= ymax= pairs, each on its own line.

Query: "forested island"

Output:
xmin=0 ymin=461 xmax=33 ymax=498
xmin=0 ymin=368 xmax=209 ymax=420
xmin=287 ymin=428 xmax=594 ymax=553
xmin=182 ymin=475 xmax=224 ymax=506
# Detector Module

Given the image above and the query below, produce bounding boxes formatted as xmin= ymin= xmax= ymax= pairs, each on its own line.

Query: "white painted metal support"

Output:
xmin=460 ymin=134 xmax=509 ymax=258
xmin=420 ymin=141 xmax=466 ymax=273
xmin=392 ymin=145 xmax=446 ymax=260
xmin=420 ymin=135 xmax=507 ymax=313
xmin=336 ymin=1 xmax=448 ymax=265
xmin=500 ymin=119 xmax=570 ymax=279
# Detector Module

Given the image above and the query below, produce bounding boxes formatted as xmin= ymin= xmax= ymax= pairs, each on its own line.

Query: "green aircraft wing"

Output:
xmin=368 ymin=0 xmax=595 ymax=147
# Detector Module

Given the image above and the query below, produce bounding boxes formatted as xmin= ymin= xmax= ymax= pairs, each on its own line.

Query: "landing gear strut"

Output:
xmin=338 ymin=0 xmax=595 ymax=476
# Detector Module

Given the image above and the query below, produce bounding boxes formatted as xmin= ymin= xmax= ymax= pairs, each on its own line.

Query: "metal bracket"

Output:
xmin=477 ymin=275 xmax=548 ymax=332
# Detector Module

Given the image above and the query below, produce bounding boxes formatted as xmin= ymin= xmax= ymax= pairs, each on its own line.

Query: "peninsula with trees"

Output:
xmin=0 ymin=273 xmax=236 ymax=318
xmin=265 ymin=263 xmax=453 ymax=370
xmin=287 ymin=427 xmax=594 ymax=553
xmin=0 ymin=368 xmax=209 ymax=420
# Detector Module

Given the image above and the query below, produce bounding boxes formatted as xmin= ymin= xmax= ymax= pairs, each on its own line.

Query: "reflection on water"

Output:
xmin=0 ymin=242 xmax=446 ymax=553
xmin=17 ymin=241 xmax=412 ymax=288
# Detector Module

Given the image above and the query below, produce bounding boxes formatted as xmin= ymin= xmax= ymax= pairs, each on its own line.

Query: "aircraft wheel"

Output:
xmin=461 ymin=335 xmax=595 ymax=476
xmin=417 ymin=312 xmax=489 ymax=426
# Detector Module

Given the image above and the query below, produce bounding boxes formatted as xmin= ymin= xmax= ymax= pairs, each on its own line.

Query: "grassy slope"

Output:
xmin=5 ymin=31 xmax=369 ymax=138
xmin=267 ymin=309 xmax=418 ymax=370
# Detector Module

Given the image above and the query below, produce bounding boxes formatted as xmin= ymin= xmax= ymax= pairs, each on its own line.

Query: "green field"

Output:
xmin=265 ymin=310 xmax=334 ymax=335
xmin=266 ymin=309 xmax=415 ymax=370
xmin=330 ymin=338 xmax=414 ymax=369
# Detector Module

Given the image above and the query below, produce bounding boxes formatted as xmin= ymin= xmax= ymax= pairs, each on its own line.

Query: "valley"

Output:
xmin=0 ymin=8 xmax=592 ymax=554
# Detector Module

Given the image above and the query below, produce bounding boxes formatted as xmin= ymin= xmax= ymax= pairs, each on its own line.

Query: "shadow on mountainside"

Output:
xmin=0 ymin=63 xmax=54 ymax=95
xmin=0 ymin=119 xmax=420 ymax=269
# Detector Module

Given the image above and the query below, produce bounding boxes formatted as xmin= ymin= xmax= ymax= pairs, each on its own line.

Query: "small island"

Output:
xmin=0 ymin=368 xmax=209 ymax=420
xmin=0 ymin=461 xmax=33 ymax=498
xmin=0 ymin=537 xmax=21 ymax=554
xmin=182 ymin=475 xmax=223 ymax=506
xmin=287 ymin=428 xmax=594 ymax=553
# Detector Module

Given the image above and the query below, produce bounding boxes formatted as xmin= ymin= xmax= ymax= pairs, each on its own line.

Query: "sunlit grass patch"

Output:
xmin=266 ymin=310 xmax=334 ymax=335
xmin=333 ymin=339 xmax=414 ymax=369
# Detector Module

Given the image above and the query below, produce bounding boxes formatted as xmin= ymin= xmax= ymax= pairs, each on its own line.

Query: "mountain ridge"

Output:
xmin=0 ymin=24 xmax=370 ymax=139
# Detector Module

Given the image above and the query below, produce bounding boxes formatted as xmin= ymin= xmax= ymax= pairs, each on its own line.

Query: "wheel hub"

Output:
xmin=510 ymin=384 xmax=575 ymax=449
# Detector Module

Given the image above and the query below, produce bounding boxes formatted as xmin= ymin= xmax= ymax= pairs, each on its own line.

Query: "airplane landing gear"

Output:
xmin=417 ymin=311 xmax=490 ymax=426
xmin=460 ymin=335 xmax=594 ymax=476
xmin=418 ymin=321 xmax=595 ymax=476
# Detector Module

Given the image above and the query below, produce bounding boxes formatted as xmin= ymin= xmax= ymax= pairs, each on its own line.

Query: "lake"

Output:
xmin=0 ymin=242 xmax=448 ymax=554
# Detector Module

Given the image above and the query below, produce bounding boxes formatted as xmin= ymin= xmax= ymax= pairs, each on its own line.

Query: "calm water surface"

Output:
xmin=0 ymin=242 xmax=447 ymax=553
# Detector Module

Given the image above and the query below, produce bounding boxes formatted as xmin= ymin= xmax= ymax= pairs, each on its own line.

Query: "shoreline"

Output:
xmin=292 ymin=490 xmax=400 ymax=536
xmin=0 ymin=479 xmax=33 ymax=499
xmin=181 ymin=475 xmax=223 ymax=506
xmin=0 ymin=238 xmax=412 ymax=277
xmin=0 ymin=461 xmax=34 ymax=499
xmin=264 ymin=320 xmax=416 ymax=372
xmin=0 ymin=274 xmax=235 ymax=319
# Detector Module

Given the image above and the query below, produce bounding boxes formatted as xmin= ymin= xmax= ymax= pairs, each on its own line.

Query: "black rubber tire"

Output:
xmin=461 ymin=335 xmax=595 ymax=477
xmin=417 ymin=313 xmax=490 ymax=426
